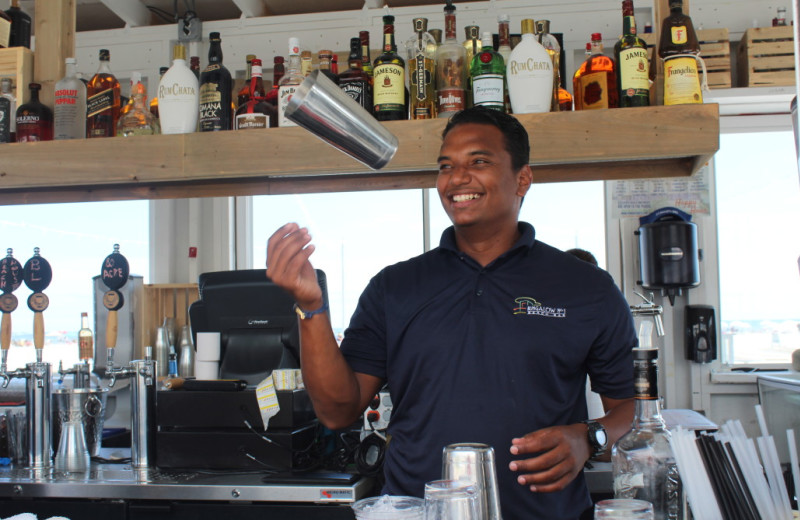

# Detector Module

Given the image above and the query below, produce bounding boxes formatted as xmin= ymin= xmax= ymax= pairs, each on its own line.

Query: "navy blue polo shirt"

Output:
xmin=340 ymin=222 xmax=635 ymax=520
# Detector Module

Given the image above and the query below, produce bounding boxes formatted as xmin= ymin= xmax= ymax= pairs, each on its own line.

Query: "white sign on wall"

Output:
xmin=610 ymin=164 xmax=711 ymax=218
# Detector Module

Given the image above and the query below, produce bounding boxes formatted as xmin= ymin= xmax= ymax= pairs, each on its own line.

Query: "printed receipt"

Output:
xmin=256 ymin=374 xmax=280 ymax=431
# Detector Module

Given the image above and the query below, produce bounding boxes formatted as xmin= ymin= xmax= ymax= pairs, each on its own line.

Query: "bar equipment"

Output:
xmin=351 ymin=495 xmax=425 ymax=519
xmin=424 ymin=479 xmax=479 ymax=519
xmin=630 ymin=291 xmax=665 ymax=338
xmin=177 ymin=325 xmax=194 ymax=378
xmin=441 ymin=443 xmax=502 ymax=520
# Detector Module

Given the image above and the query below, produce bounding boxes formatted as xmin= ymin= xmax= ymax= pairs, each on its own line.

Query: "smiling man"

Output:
xmin=266 ymin=107 xmax=636 ymax=519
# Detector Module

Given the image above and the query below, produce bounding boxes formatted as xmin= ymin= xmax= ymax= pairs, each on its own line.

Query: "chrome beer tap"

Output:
xmin=57 ymin=360 xmax=92 ymax=388
xmin=630 ymin=291 xmax=665 ymax=337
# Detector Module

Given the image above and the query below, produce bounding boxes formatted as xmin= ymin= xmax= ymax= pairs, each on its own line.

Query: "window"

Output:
xmin=715 ymin=126 xmax=800 ymax=364
xmin=1 ymin=201 xmax=149 ymax=370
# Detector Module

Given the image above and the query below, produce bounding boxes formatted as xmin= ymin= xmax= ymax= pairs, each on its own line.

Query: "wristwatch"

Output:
xmin=583 ymin=419 xmax=608 ymax=459
xmin=293 ymin=302 xmax=329 ymax=320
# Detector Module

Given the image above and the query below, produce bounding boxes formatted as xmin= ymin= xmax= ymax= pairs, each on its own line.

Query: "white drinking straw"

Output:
xmin=672 ymin=427 xmax=723 ymax=520
xmin=755 ymin=404 xmax=769 ymax=437
xmin=757 ymin=435 xmax=793 ymax=520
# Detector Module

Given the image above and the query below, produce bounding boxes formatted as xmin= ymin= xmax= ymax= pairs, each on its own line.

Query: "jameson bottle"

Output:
xmin=55 ymin=57 xmax=87 ymax=140
xmin=615 ymin=0 xmax=651 ymax=107
xmin=406 ymin=18 xmax=437 ymax=119
xmin=435 ymin=0 xmax=467 ymax=118
xmin=199 ymin=32 xmax=233 ymax=131
xmin=339 ymin=37 xmax=372 ymax=111
xmin=159 ymin=43 xmax=199 ymax=135
xmin=470 ymin=31 xmax=506 ymax=112
xmin=278 ymin=37 xmax=303 ymax=127
xmin=0 ymin=77 xmax=16 ymax=142
xmin=16 ymin=83 xmax=53 ymax=142
xmin=573 ymin=33 xmax=619 ymax=110
xmin=506 ymin=19 xmax=553 ymax=114
xmin=235 ymin=58 xmax=275 ymax=129
xmin=5 ymin=0 xmax=30 ymax=48
xmin=612 ymin=348 xmax=683 ymax=520
xmin=658 ymin=0 xmax=702 ymax=105
xmin=373 ymin=15 xmax=407 ymax=121
xmin=87 ymin=49 xmax=121 ymax=138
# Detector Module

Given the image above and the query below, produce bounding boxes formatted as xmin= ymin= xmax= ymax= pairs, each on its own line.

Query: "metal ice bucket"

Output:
xmin=52 ymin=387 xmax=108 ymax=457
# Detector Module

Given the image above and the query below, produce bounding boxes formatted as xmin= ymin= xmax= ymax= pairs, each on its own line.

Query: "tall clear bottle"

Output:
xmin=612 ymin=348 xmax=683 ymax=520
xmin=55 ymin=58 xmax=87 ymax=140
xmin=435 ymin=0 xmax=467 ymax=118
xmin=0 ymin=77 xmax=16 ymax=142
xmin=278 ymin=37 xmax=303 ymax=127
xmin=497 ymin=15 xmax=512 ymax=64
xmin=117 ymin=72 xmax=160 ymax=136
xmin=506 ymin=19 xmax=553 ymax=114
xmin=406 ymin=17 xmax=437 ymax=119
xmin=87 ymin=49 xmax=121 ymax=138
xmin=78 ymin=312 xmax=94 ymax=363
xmin=159 ymin=43 xmax=199 ymax=135
xmin=470 ymin=31 xmax=505 ymax=112
xmin=615 ymin=0 xmax=651 ymax=107
xmin=372 ymin=14 xmax=407 ymax=121
xmin=658 ymin=0 xmax=702 ymax=105
xmin=535 ymin=20 xmax=561 ymax=112
xmin=199 ymin=32 xmax=233 ymax=131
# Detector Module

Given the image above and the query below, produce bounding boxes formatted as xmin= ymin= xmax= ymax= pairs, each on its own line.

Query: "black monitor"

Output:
xmin=188 ymin=269 xmax=328 ymax=386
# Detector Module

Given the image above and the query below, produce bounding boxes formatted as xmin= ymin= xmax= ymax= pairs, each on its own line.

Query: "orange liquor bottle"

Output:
xmin=573 ymin=33 xmax=618 ymax=110
xmin=87 ymin=49 xmax=121 ymax=137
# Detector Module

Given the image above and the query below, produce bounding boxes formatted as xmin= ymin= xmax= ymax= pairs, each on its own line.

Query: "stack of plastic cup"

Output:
xmin=194 ymin=332 xmax=221 ymax=379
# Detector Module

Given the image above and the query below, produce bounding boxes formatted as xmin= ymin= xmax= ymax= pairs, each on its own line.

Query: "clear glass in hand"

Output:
xmin=594 ymin=498 xmax=654 ymax=519
xmin=424 ymin=480 xmax=479 ymax=520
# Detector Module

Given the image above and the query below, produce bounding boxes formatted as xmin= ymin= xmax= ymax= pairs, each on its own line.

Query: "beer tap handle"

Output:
xmin=33 ymin=310 xmax=44 ymax=364
xmin=654 ymin=314 xmax=665 ymax=338
xmin=106 ymin=310 xmax=118 ymax=352
xmin=1 ymin=311 xmax=11 ymax=354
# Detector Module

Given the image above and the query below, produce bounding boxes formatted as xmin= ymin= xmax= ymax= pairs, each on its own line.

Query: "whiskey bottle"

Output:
xmin=373 ymin=14 xmax=407 ymax=121
xmin=658 ymin=0 xmax=702 ymax=105
xmin=235 ymin=58 xmax=276 ymax=129
xmin=406 ymin=17 xmax=437 ymax=119
xmin=360 ymin=30 xmax=374 ymax=78
xmin=615 ymin=0 xmax=651 ymax=107
xmin=87 ymin=49 xmax=121 ymax=138
xmin=15 ymin=83 xmax=53 ymax=142
xmin=331 ymin=54 xmax=339 ymax=76
xmin=339 ymin=37 xmax=372 ymax=111
xmin=573 ymin=33 xmax=619 ymax=110
xmin=536 ymin=20 xmax=562 ymax=112
xmin=318 ymin=50 xmax=339 ymax=85
xmin=54 ymin=57 xmax=87 ymax=140
xmin=300 ymin=50 xmax=313 ymax=77
xmin=0 ymin=77 xmax=16 ymax=142
xmin=435 ymin=0 xmax=467 ymax=118
xmin=463 ymin=25 xmax=481 ymax=68
xmin=5 ymin=0 xmax=30 ymax=48
xmin=470 ymin=31 xmax=506 ymax=112
xmin=278 ymin=37 xmax=303 ymax=127
xmin=199 ymin=32 xmax=233 ymax=131
xmin=0 ymin=8 xmax=10 ymax=48
xmin=159 ymin=43 xmax=199 ymax=135
xmin=612 ymin=348 xmax=683 ymax=520
xmin=150 ymin=66 xmax=168 ymax=119
xmin=78 ymin=312 xmax=94 ymax=363
xmin=265 ymin=56 xmax=284 ymax=107
xmin=117 ymin=72 xmax=160 ymax=136
xmin=506 ymin=19 xmax=553 ymax=114
xmin=430 ymin=29 xmax=442 ymax=47
xmin=190 ymin=56 xmax=200 ymax=80
xmin=237 ymin=54 xmax=257 ymax=108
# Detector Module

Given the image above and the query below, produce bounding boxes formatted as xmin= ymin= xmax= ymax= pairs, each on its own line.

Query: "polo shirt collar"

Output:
xmin=439 ymin=222 xmax=537 ymax=259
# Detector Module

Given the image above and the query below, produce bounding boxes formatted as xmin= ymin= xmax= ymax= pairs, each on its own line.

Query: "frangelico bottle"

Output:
xmin=406 ymin=18 xmax=437 ymax=119
xmin=199 ymin=32 xmax=233 ymax=131
xmin=658 ymin=0 xmax=702 ymax=105
xmin=373 ymin=15 xmax=407 ymax=121
xmin=615 ymin=0 xmax=651 ymax=107
xmin=339 ymin=37 xmax=372 ymax=111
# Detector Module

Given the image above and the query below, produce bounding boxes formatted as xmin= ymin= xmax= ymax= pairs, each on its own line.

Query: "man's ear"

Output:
xmin=517 ymin=164 xmax=533 ymax=197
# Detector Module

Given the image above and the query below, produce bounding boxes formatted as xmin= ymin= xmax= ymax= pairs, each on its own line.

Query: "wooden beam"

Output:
xmin=33 ymin=0 xmax=75 ymax=109
xmin=231 ymin=0 xmax=270 ymax=18
xmin=98 ymin=0 xmax=150 ymax=27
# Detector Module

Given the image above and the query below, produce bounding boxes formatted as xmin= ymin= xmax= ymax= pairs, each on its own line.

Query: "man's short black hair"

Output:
xmin=441 ymin=107 xmax=531 ymax=172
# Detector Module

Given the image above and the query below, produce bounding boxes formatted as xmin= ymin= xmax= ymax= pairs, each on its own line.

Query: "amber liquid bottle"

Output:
xmin=16 ymin=83 xmax=53 ymax=142
xmin=614 ymin=0 xmax=650 ymax=107
xmin=373 ymin=15 xmax=407 ymax=121
xmin=339 ymin=37 xmax=372 ymax=110
xmin=87 ymin=49 xmax=121 ymax=137
xmin=658 ymin=0 xmax=702 ymax=105
xmin=265 ymin=56 xmax=284 ymax=107
xmin=573 ymin=33 xmax=618 ymax=110
xmin=234 ymin=58 xmax=276 ymax=129
xmin=237 ymin=54 xmax=258 ymax=108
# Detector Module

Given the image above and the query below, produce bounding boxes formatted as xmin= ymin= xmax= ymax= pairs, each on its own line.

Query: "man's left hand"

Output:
xmin=508 ymin=423 xmax=589 ymax=493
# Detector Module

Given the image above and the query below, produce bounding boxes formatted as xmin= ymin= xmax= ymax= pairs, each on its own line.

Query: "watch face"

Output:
xmin=596 ymin=428 xmax=608 ymax=447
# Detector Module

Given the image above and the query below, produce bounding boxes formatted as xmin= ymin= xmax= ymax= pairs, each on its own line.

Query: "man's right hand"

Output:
xmin=266 ymin=223 xmax=323 ymax=309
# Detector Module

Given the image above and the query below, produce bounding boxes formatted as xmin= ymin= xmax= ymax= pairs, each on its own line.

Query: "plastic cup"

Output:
xmin=351 ymin=495 xmax=424 ymax=520
xmin=424 ymin=479 xmax=479 ymax=520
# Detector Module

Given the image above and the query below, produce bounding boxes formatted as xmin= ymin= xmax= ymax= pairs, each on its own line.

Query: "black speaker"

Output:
xmin=686 ymin=305 xmax=716 ymax=363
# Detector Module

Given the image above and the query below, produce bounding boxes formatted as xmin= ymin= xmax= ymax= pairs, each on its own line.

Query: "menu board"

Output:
xmin=610 ymin=164 xmax=710 ymax=219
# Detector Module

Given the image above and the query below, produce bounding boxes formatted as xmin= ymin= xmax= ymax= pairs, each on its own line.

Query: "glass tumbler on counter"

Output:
xmin=424 ymin=479 xmax=479 ymax=520
xmin=351 ymin=495 xmax=424 ymax=520
xmin=594 ymin=498 xmax=654 ymax=519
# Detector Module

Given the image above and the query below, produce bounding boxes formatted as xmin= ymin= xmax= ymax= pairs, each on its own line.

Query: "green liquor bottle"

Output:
xmin=614 ymin=0 xmax=651 ymax=107
xmin=470 ymin=31 xmax=506 ymax=112
xmin=373 ymin=15 xmax=407 ymax=120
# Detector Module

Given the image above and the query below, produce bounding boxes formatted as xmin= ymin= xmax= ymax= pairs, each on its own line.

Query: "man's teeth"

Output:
xmin=453 ymin=193 xmax=481 ymax=202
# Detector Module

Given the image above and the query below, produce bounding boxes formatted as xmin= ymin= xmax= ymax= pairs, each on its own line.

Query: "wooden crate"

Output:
xmin=140 ymin=283 xmax=199 ymax=351
xmin=0 ymin=47 xmax=34 ymax=104
xmin=698 ymin=28 xmax=731 ymax=89
xmin=737 ymin=26 xmax=795 ymax=87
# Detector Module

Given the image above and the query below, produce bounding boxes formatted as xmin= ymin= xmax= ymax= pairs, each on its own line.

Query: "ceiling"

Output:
xmin=17 ymin=0 xmax=480 ymax=33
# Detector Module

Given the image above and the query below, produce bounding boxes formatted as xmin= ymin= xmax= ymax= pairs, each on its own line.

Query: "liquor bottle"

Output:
xmin=235 ymin=58 xmax=276 ymax=129
xmin=463 ymin=25 xmax=481 ymax=67
xmin=612 ymin=348 xmax=683 ymax=520
xmin=430 ymin=29 xmax=443 ymax=47
xmin=497 ymin=15 xmax=512 ymax=64
xmin=265 ymin=56 xmax=284 ymax=107
xmin=573 ymin=33 xmax=619 ymax=110
xmin=0 ymin=8 xmax=10 ymax=48
xmin=506 ymin=19 xmax=553 ymax=114
xmin=159 ymin=43 xmax=199 ymax=135
xmin=300 ymin=50 xmax=313 ymax=77
xmin=535 ymin=20 xmax=561 ymax=112
xmin=278 ymin=37 xmax=303 ymax=127
xmin=117 ymin=72 xmax=160 ymax=136
xmin=470 ymin=31 xmax=505 ymax=112
xmin=558 ymin=84 xmax=573 ymax=111
xmin=0 ymin=77 xmax=16 ymax=142
xmin=199 ymin=32 xmax=233 ymax=131
xmin=773 ymin=6 xmax=788 ymax=26
xmin=658 ymin=0 xmax=702 ymax=105
xmin=373 ymin=14 xmax=408 ymax=121
xmin=360 ymin=31 xmax=374 ymax=78
xmin=5 ymin=0 xmax=30 ymax=48
xmin=615 ymin=0 xmax=650 ymax=107
xmin=406 ymin=17 xmax=437 ymax=119
xmin=436 ymin=0 xmax=467 ymax=118
xmin=150 ymin=66 xmax=168 ymax=119
xmin=54 ymin=57 xmax=87 ymax=140
xmin=190 ymin=56 xmax=200 ymax=80
xmin=78 ymin=312 xmax=94 ymax=363
xmin=15 ymin=83 xmax=53 ymax=142
xmin=87 ymin=49 xmax=121 ymax=138
xmin=237 ymin=54 xmax=257 ymax=107
xmin=339 ymin=37 xmax=373 ymax=111
xmin=331 ymin=54 xmax=339 ymax=76
xmin=318 ymin=50 xmax=339 ymax=85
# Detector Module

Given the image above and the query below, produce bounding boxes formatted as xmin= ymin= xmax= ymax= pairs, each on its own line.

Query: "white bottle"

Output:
xmin=278 ymin=37 xmax=303 ymax=127
xmin=158 ymin=43 xmax=199 ymax=134
xmin=506 ymin=18 xmax=553 ymax=114
xmin=54 ymin=58 xmax=87 ymax=140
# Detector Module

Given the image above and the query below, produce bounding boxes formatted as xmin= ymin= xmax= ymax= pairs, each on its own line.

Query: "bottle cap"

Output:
xmin=246 ymin=54 xmax=256 ymax=63
xmin=498 ymin=13 xmax=509 ymax=23
xmin=172 ymin=43 xmax=187 ymax=61
xmin=319 ymin=50 xmax=333 ymax=59
xmin=209 ymin=32 xmax=221 ymax=40
xmin=520 ymin=19 xmax=535 ymax=35
xmin=481 ymin=31 xmax=493 ymax=47
xmin=591 ymin=32 xmax=603 ymax=42
xmin=383 ymin=14 xmax=395 ymax=24
xmin=99 ymin=49 xmax=110 ymax=61
xmin=274 ymin=56 xmax=284 ymax=64
xmin=288 ymin=37 xmax=300 ymax=55
xmin=633 ymin=348 xmax=658 ymax=361
xmin=536 ymin=20 xmax=551 ymax=34
xmin=413 ymin=17 xmax=428 ymax=33
xmin=466 ymin=25 xmax=480 ymax=39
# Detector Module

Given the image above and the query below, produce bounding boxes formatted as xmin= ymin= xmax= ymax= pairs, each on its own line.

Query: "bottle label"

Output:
xmin=577 ymin=71 xmax=610 ymax=110
xmin=619 ymin=47 xmax=651 ymax=93
xmin=235 ymin=112 xmax=268 ymax=130
xmin=437 ymin=88 xmax=465 ymax=114
xmin=634 ymin=364 xmax=659 ymax=399
xmin=472 ymin=74 xmax=504 ymax=109
xmin=199 ymin=81 xmax=225 ymax=131
xmin=87 ymin=88 xmax=114 ymax=118
xmin=0 ymin=18 xmax=10 ymax=48
xmin=0 ymin=97 xmax=10 ymax=143
xmin=16 ymin=113 xmax=42 ymax=142
xmin=54 ymin=89 xmax=82 ymax=139
xmin=411 ymin=55 xmax=433 ymax=102
xmin=278 ymin=85 xmax=298 ymax=127
xmin=373 ymin=63 xmax=405 ymax=111
xmin=79 ymin=336 xmax=93 ymax=360
xmin=670 ymin=25 xmax=689 ymax=45
xmin=663 ymin=56 xmax=702 ymax=105
xmin=341 ymin=80 xmax=370 ymax=109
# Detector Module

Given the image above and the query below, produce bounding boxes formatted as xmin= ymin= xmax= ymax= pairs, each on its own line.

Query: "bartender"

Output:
xmin=266 ymin=107 xmax=636 ymax=519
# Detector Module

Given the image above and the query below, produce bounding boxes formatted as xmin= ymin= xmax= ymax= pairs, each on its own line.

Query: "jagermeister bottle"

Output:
xmin=615 ymin=0 xmax=651 ymax=107
xmin=658 ymin=0 xmax=702 ymax=105
xmin=199 ymin=32 xmax=233 ymax=131
xmin=373 ymin=15 xmax=408 ymax=121
xmin=406 ymin=18 xmax=437 ymax=119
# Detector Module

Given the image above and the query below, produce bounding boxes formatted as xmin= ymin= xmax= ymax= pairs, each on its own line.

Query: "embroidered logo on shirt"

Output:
xmin=513 ymin=297 xmax=566 ymax=318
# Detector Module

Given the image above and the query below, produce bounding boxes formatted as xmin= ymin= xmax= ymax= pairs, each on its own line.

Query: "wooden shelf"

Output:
xmin=0 ymin=104 xmax=719 ymax=205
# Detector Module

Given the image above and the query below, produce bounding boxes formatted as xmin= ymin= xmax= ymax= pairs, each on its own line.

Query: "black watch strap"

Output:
xmin=582 ymin=419 xmax=608 ymax=459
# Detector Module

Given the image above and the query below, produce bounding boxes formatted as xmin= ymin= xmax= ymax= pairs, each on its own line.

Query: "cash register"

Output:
xmin=155 ymin=269 xmax=328 ymax=472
